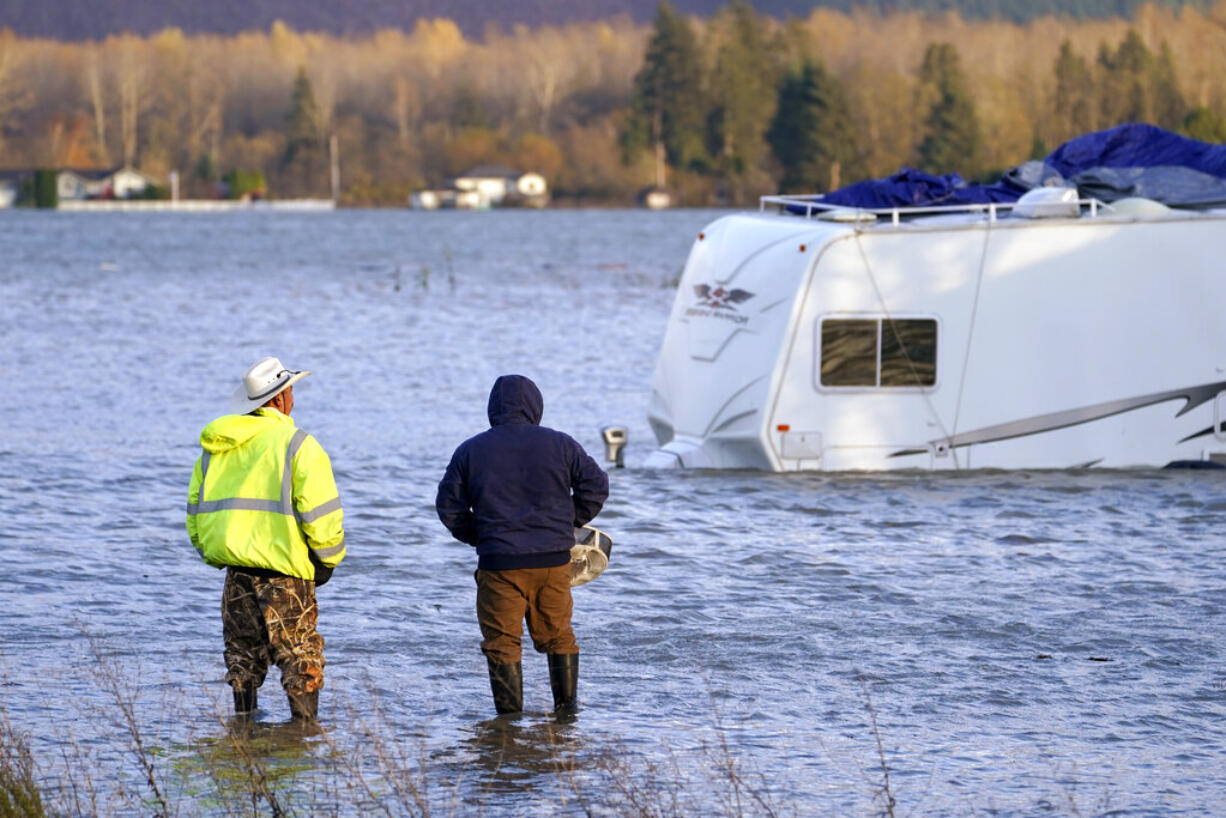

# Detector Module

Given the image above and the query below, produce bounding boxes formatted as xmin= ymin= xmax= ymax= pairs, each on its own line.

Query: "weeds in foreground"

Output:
xmin=213 ymin=711 xmax=288 ymax=817
xmin=318 ymin=702 xmax=426 ymax=818
xmin=1 ymin=636 xmax=789 ymax=818
xmin=1 ymin=691 xmax=791 ymax=817
xmin=89 ymin=630 xmax=172 ymax=817
xmin=54 ymin=732 xmax=99 ymax=818
xmin=588 ymin=742 xmax=687 ymax=817
xmin=704 ymin=680 xmax=784 ymax=818
xmin=0 ymin=644 xmax=828 ymax=818
xmin=857 ymin=674 xmax=897 ymax=818
xmin=2 ymin=645 xmax=1114 ymax=817
xmin=0 ymin=706 xmax=44 ymax=818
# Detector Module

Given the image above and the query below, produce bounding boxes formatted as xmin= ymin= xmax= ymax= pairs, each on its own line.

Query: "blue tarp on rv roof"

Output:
xmin=810 ymin=123 xmax=1226 ymax=210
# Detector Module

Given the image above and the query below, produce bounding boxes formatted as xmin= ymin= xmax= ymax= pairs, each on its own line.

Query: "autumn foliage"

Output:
xmin=0 ymin=2 xmax=1224 ymax=205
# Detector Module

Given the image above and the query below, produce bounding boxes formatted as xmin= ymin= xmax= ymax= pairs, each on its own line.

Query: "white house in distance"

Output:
xmin=451 ymin=164 xmax=548 ymax=207
xmin=0 ymin=170 xmax=24 ymax=207
xmin=0 ymin=167 xmax=157 ymax=207
xmin=412 ymin=164 xmax=548 ymax=210
xmin=58 ymin=167 xmax=155 ymax=200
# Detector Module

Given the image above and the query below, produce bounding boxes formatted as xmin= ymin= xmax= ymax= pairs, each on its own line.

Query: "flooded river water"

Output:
xmin=1 ymin=209 xmax=1224 ymax=816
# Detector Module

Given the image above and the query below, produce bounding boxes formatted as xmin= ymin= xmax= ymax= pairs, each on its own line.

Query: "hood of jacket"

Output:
xmin=199 ymin=407 xmax=293 ymax=453
xmin=487 ymin=374 xmax=543 ymax=427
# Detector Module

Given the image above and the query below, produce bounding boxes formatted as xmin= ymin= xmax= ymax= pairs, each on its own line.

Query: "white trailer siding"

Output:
xmin=768 ymin=226 xmax=986 ymax=470
xmin=649 ymin=207 xmax=1226 ymax=471
xmin=648 ymin=215 xmax=835 ymax=468
xmin=953 ymin=218 xmax=1226 ymax=468
xmin=765 ymin=215 xmax=1226 ymax=470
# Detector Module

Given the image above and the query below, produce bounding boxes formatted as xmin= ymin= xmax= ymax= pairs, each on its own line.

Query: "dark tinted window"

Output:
xmin=880 ymin=319 xmax=937 ymax=386
xmin=819 ymin=317 xmax=937 ymax=388
xmin=820 ymin=319 xmax=878 ymax=386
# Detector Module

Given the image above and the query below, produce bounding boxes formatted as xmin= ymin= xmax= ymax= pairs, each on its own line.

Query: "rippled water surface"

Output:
xmin=1 ymin=209 xmax=1225 ymax=816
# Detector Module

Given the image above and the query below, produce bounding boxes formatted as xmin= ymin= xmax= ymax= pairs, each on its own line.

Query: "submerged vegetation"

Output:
xmin=0 ymin=711 xmax=44 ymax=818
xmin=0 ymin=635 xmax=793 ymax=816
xmin=0 ymin=661 xmax=1125 ymax=816
xmin=0 ymin=691 xmax=798 ymax=816
xmin=1 ymin=2 xmax=1224 ymax=204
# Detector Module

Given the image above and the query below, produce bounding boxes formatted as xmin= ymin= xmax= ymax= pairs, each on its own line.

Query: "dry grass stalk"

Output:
xmin=87 ymin=631 xmax=171 ymax=817
xmin=5 ymin=639 xmax=951 ymax=817
xmin=857 ymin=674 xmax=897 ymax=818
xmin=0 ymin=706 xmax=46 ymax=818
xmin=215 ymin=719 xmax=290 ymax=816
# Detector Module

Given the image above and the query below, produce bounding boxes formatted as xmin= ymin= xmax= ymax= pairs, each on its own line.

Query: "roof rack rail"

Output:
xmin=759 ymin=194 xmax=1111 ymax=225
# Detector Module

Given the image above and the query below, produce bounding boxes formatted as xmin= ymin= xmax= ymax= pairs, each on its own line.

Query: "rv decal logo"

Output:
xmin=693 ymin=284 xmax=754 ymax=310
xmin=685 ymin=284 xmax=755 ymax=325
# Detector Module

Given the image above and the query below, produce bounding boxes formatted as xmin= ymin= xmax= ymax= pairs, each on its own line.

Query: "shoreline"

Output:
xmin=55 ymin=198 xmax=337 ymax=212
xmin=18 ymin=200 xmax=728 ymax=213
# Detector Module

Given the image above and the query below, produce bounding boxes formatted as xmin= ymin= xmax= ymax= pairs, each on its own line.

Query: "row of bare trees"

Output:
xmin=1 ymin=3 xmax=1226 ymax=204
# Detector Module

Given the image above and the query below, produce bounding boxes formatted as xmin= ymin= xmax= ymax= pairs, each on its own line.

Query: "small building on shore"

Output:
xmin=638 ymin=185 xmax=673 ymax=210
xmin=0 ymin=170 xmax=27 ymax=208
xmin=409 ymin=188 xmax=484 ymax=211
xmin=0 ymin=166 xmax=160 ymax=208
xmin=57 ymin=167 xmax=156 ymax=201
xmin=411 ymin=165 xmax=549 ymax=210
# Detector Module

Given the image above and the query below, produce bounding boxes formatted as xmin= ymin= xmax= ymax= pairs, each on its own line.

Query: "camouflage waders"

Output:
xmin=222 ymin=567 xmax=325 ymax=698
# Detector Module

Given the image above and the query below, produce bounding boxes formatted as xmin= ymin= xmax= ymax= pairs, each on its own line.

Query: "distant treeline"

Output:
xmin=0 ymin=0 xmax=1211 ymax=39
xmin=1 ymin=1 xmax=1225 ymax=205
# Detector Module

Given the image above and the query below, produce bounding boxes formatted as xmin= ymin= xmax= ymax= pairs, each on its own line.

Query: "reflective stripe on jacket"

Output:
xmin=186 ymin=407 xmax=345 ymax=580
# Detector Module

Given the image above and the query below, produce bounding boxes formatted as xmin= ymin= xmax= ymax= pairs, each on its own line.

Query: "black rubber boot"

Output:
xmin=233 ymin=687 xmax=257 ymax=720
xmin=487 ymin=659 xmax=523 ymax=715
xmin=548 ymin=653 xmax=579 ymax=714
xmin=288 ymin=690 xmax=319 ymax=723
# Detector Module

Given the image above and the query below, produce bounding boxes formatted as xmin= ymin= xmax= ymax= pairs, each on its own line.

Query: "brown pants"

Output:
xmin=476 ymin=565 xmax=578 ymax=664
xmin=222 ymin=568 xmax=325 ymax=696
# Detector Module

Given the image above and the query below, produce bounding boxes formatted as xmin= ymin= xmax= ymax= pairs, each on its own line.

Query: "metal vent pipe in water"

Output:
xmin=601 ymin=426 xmax=627 ymax=467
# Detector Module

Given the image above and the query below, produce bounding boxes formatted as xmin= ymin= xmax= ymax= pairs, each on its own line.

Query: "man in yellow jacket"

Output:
xmin=186 ymin=357 xmax=345 ymax=723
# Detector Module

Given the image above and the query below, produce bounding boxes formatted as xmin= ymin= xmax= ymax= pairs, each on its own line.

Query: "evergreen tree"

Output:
xmin=624 ymin=1 xmax=708 ymax=178
xmin=707 ymin=0 xmax=776 ymax=203
xmin=451 ymin=84 xmax=493 ymax=130
xmin=1151 ymin=42 xmax=1187 ymax=130
xmin=916 ymin=42 xmax=981 ymax=177
xmin=1097 ymin=31 xmax=1187 ymax=130
xmin=1181 ymin=106 xmax=1226 ymax=143
xmin=1053 ymin=40 xmax=1095 ymax=139
xmin=284 ymin=66 xmax=322 ymax=164
xmin=766 ymin=59 xmax=856 ymax=193
xmin=1098 ymin=30 xmax=1152 ymax=125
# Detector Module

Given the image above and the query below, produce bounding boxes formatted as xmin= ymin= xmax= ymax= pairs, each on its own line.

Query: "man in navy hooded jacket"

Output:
xmin=436 ymin=374 xmax=609 ymax=715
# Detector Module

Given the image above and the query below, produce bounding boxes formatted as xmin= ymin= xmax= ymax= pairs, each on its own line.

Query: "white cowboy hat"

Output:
xmin=229 ymin=356 xmax=310 ymax=415
xmin=569 ymin=526 xmax=613 ymax=587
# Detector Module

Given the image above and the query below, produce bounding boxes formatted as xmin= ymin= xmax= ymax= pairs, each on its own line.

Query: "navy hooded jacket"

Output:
xmin=435 ymin=375 xmax=609 ymax=571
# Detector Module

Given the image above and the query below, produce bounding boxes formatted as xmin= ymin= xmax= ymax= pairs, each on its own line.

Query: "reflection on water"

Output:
xmin=448 ymin=718 xmax=585 ymax=794
xmin=182 ymin=725 xmax=316 ymax=801
xmin=1 ymin=210 xmax=1225 ymax=815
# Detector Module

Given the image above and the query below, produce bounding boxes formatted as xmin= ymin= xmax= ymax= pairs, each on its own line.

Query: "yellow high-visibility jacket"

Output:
xmin=186 ymin=407 xmax=345 ymax=581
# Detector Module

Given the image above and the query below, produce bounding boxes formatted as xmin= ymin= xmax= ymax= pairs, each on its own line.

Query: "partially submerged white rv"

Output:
xmin=646 ymin=190 xmax=1226 ymax=470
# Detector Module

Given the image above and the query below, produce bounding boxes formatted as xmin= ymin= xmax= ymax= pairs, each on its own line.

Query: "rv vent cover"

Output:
xmin=1013 ymin=186 xmax=1079 ymax=219
xmin=1109 ymin=197 xmax=1173 ymax=217
xmin=817 ymin=208 xmax=877 ymax=223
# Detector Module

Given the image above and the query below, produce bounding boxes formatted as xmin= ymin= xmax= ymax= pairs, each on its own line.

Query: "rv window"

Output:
xmin=881 ymin=319 xmax=937 ymax=386
xmin=820 ymin=319 xmax=878 ymax=386
xmin=819 ymin=317 xmax=937 ymax=388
